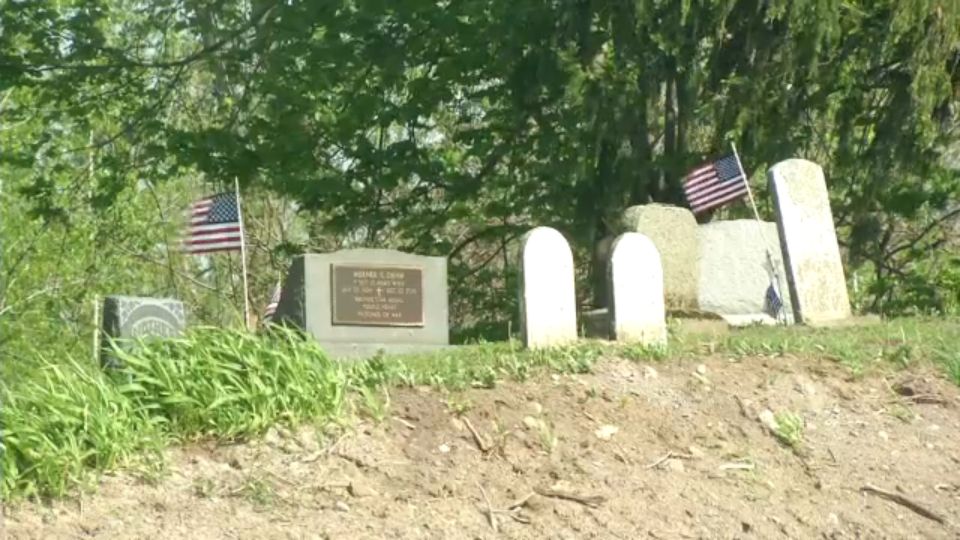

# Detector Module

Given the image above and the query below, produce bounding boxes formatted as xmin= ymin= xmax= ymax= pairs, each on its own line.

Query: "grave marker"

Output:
xmin=100 ymin=295 xmax=186 ymax=366
xmin=697 ymin=220 xmax=793 ymax=325
xmin=768 ymin=159 xmax=851 ymax=324
xmin=518 ymin=227 xmax=578 ymax=348
xmin=608 ymin=233 xmax=667 ymax=345
xmin=273 ymin=249 xmax=449 ymax=358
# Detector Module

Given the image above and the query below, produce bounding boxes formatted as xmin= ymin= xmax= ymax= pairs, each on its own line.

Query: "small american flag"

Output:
xmin=263 ymin=281 xmax=281 ymax=321
xmin=682 ymin=153 xmax=749 ymax=214
xmin=765 ymin=284 xmax=784 ymax=318
xmin=184 ymin=192 xmax=243 ymax=254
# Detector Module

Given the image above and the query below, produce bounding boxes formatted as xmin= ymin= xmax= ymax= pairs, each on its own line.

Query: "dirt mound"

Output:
xmin=4 ymin=355 xmax=960 ymax=539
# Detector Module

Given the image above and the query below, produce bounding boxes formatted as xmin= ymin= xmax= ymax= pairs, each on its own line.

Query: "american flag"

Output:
xmin=682 ymin=153 xmax=749 ymax=214
xmin=765 ymin=284 xmax=784 ymax=318
xmin=263 ymin=281 xmax=281 ymax=321
xmin=183 ymin=192 xmax=243 ymax=254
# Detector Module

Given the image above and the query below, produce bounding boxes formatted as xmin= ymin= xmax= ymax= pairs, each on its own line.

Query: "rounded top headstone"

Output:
xmin=610 ymin=232 xmax=660 ymax=265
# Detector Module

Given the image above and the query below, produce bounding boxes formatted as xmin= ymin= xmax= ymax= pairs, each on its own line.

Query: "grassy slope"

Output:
xmin=1 ymin=317 xmax=958 ymax=501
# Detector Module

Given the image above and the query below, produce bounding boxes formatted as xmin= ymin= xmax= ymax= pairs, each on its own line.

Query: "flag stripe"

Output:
xmin=687 ymin=179 xmax=748 ymax=205
xmin=693 ymin=188 xmax=749 ymax=213
xmin=184 ymin=241 xmax=243 ymax=254
xmin=189 ymin=223 xmax=242 ymax=235
xmin=185 ymin=234 xmax=243 ymax=247
xmin=263 ymin=281 xmax=282 ymax=320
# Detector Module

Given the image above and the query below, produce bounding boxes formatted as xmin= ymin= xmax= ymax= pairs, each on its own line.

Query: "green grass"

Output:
xmin=2 ymin=317 xmax=959 ymax=502
xmin=772 ymin=411 xmax=805 ymax=449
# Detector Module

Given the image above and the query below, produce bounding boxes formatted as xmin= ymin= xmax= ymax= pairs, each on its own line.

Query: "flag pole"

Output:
xmin=234 ymin=177 xmax=252 ymax=330
xmin=730 ymin=142 xmax=787 ymax=324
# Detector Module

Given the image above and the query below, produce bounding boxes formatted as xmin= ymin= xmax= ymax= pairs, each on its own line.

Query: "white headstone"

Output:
xmin=697 ymin=220 xmax=793 ymax=325
xmin=608 ymin=233 xmax=667 ymax=345
xmin=519 ymin=227 xmax=578 ymax=348
xmin=768 ymin=159 xmax=851 ymax=324
xmin=618 ymin=204 xmax=699 ymax=311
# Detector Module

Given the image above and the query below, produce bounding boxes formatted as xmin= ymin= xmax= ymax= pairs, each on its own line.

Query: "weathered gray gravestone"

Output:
xmin=272 ymin=249 xmax=449 ymax=358
xmin=519 ymin=227 xmax=578 ymax=349
xmin=768 ymin=159 xmax=851 ymax=324
xmin=608 ymin=233 xmax=667 ymax=345
xmin=618 ymin=204 xmax=699 ymax=311
xmin=100 ymin=296 xmax=187 ymax=366
xmin=698 ymin=220 xmax=794 ymax=325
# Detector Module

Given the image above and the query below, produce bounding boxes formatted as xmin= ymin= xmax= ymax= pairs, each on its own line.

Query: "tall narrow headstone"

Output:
xmin=607 ymin=233 xmax=667 ymax=345
xmin=519 ymin=227 xmax=577 ymax=348
xmin=100 ymin=296 xmax=187 ymax=367
xmin=618 ymin=204 xmax=699 ymax=311
xmin=768 ymin=159 xmax=851 ymax=324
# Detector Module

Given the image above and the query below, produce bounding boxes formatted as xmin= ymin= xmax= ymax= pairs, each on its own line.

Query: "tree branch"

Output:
xmin=3 ymin=1 xmax=280 ymax=74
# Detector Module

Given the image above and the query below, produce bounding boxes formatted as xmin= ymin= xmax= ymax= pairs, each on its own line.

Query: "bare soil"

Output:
xmin=4 ymin=354 xmax=960 ymax=539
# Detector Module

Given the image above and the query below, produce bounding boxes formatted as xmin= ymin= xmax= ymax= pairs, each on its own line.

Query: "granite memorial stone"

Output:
xmin=272 ymin=249 xmax=449 ymax=358
xmin=100 ymin=295 xmax=187 ymax=366
xmin=618 ymin=204 xmax=699 ymax=310
xmin=608 ymin=233 xmax=667 ymax=345
xmin=768 ymin=159 xmax=851 ymax=324
xmin=519 ymin=227 xmax=578 ymax=349
xmin=697 ymin=220 xmax=793 ymax=325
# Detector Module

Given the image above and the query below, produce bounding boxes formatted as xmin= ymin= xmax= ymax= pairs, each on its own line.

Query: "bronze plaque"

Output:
xmin=331 ymin=264 xmax=425 ymax=327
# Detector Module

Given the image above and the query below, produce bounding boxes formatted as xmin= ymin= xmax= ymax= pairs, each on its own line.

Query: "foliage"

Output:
xmin=0 ymin=357 xmax=165 ymax=500
xmin=772 ymin=411 xmax=805 ymax=450
xmin=112 ymin=326 xmax=346 ymax=440
xmin=1 ymin=0 xmax=958 ymax=353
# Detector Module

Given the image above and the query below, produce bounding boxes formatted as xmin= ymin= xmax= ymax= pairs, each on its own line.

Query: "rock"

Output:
xmin=523 ymin=416 xmax=543 ymax=430
xmin=643 ymin=366 xmax=659 ymax=379
xmin=529 ymin=402 xmax=544 ymax=416
xmin=438 ymin=443 xmax=451 ymax=453
xmin=264 ymin=427 xmax=281 ymax=447
xmin=688 ymin=445 xmax=705 ymax=459
xmin=298 ymin=430 xmax=320 ymax=452
xmin=664 ymin=458 xmax=685 ymax=472
xmin=878 ymin=430 xmax=889 ymax=441
xmin=758 ymin=409 xmax=779 ymax=433
xmin=348 ymin=480 xmax=377 ymax=498
xmin=594 ymin=425 xmax=619 ymax=440
xmin=449 ymin=417 xmax=465 ymax=431
xmin=334 ymin=501 xmax=350 ymax=512
xmin=696 ymin=364 xmax=707 ymax=375
xmin=827 ymin=513 xmax=840 ymax=526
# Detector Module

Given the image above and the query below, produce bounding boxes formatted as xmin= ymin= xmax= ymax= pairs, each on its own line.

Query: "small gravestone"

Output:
xmin=768 ymin=159 xmax=851 ymax=324
xmin=100 ymin=296 xmax=187 ymax=366
xmin=618 ymin=204 xmax=699 ymax=311
xmin=518 ymin=227 xmax=577 ymax=349
xmin=272 ymin=249 xmax=449 ymax=358
xmin=698 ymin=220 xmax=793 ymax=325
xmin=608 ymin=233 xmax=667 ymax=345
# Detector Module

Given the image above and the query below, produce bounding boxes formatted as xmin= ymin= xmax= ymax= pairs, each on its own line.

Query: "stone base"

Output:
xmin=320 ymin=342 xmax=454 ymax=360
xmin=581 ymin=308 xmax=611 ymax=339
xmin=718 ymin=314 xmax=783 ymax=327
xmin=803 ymin=314 xmax=881 ymax=328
